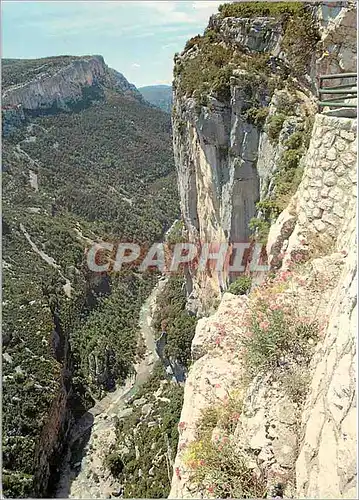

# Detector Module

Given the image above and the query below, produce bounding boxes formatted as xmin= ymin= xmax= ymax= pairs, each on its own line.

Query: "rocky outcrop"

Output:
xmin=169 ymin=293 xmax=245 ymax=499
xmin=316 ymin=3 xmax=357 ymax=76
xmin=172 ymin=9 xmax=316 ymax=312
xmin=208 ymin=15 xmax=283 ymax=54
xmin=2 ymin=55 xmax=142 ymax=135
xmin=169 ymin=239 xmax=355 ymax=498
xmin=3 ymin=56 xmax=106 ymax=109
xmin=2 ymin=56 xmax=141 ymax=110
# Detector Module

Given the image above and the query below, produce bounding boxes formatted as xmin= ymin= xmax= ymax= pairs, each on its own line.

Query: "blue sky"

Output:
xmin=2 ymin=1 xmax=224 ymax=87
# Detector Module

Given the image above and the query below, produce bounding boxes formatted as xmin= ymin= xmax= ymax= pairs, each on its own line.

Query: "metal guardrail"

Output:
xmin=318 ymin=72 xmax=357 ymax=112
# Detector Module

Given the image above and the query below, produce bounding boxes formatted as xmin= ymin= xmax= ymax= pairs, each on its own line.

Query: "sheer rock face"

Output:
xmin=171 ymin=3 xmax=357 ymax=499
xmin=2 ymin=56 xmax=142 ymax=135
xmin=317 ymin=3 xmax=357 ymax=75
xmin=173 ymin=93 xmax=262 ymax=314
xmin=2 ymin=56 xmax=107 ymax=109
xmin=208 ymin=15 xmax=283 ymax=54
xmin=295 ymin=214 xmax=357 ymax=499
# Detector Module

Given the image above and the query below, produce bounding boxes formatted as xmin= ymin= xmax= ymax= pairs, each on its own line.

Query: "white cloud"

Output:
xmin=131 ymin=63 xmax=141 ymax=68
xmin=10 ymin=1 xmax=226 ymax=41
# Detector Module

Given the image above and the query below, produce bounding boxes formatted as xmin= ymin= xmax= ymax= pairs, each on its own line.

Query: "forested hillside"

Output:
xmin=2 ymin=56 xmax=179 ymax=498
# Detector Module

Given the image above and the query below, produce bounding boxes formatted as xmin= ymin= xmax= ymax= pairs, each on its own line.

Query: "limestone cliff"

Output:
xmin=172 ymin=1 xmax=356 ymax=313
xmin=170 ymin=2 xmax=357 ymax=498
xmin=2 ymin=55 xmax=142 ymax=135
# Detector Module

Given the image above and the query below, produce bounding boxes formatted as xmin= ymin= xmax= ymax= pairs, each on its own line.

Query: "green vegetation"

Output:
xmin=165 ymin=219 xmax=186 ymax=245
xmin=241 ymin=273 xmax=320 ymax=379
xmin=248 ymin=217 xmax=271 ymax=244
xmin=184 ymin=438 xmax=267 ymax=498
xmin=227 ymin=276 xmax=252 ymax=295
xmin=183 ymin=390 xmax=265 ymax=498
xmin=153 ymin=275 xmax=197 ymax=368
xmin=273 ymin=117 xmax=314 ymax=210
xmin=218 ymin=1 xmax=307 ymax=19
xmin=265 ymin=112 xmax=287 ymax=142
xmin=2 ymin=57 xmax=179 ymax=497
xmin=281 ymin=10 xmax=320 ymax=79
xmin=175 ymin=40 xmax=234 ymax=101
xmin=250 ymin=112 xmax=314 ymax=244
xmin=105 ymin=364 xmax=184 ymax=498
xmin=244 ymin=106 xmax=269 ymax=129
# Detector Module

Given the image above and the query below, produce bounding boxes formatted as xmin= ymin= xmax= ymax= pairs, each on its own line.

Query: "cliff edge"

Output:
xmin=170 ymin=2 xmax=357 ymax=498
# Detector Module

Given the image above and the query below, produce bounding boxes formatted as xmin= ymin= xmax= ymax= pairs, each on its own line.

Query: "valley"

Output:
xmin=2 ymin=2 xmax=358 ymax=499
xmin=2 ymin=55 xmax=181 ymax=498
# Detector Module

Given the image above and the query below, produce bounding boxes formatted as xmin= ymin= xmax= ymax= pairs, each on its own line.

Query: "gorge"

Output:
xmin=2 ymin=1 xmax=358 ymax=499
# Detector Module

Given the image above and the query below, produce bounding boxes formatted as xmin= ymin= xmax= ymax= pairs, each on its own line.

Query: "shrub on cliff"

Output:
xmin=241 ymin=269 xmax=320 ymax=378
xmin=183 ymin=436 xmax=267 ymax=498
xmin=227 ymin=276 xmax=252 ymax=295
xmin=265 ymin=112 xmax=286 ymax=142
xmin=248 ymin=217 xmax=271 ymax=244
xmin=176 ymin=42 xmax=234 ymax=102
xmin=105 ymin=453 xmax=124 ymax=476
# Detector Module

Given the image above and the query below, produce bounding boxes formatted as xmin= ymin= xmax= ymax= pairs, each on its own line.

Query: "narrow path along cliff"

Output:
xmin=55 ymin=278 xmax=168 ymax=499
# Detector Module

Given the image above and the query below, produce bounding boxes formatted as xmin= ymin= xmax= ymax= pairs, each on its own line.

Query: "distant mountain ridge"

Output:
xmin=139 ymin=84 xmax=173 ymax=113
xmin=2 ymin=55 xmax=143 ymax=115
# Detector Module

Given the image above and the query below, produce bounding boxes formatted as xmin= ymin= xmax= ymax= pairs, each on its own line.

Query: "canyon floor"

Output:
xmin=55 ymin=279 xmax=167 ymax=499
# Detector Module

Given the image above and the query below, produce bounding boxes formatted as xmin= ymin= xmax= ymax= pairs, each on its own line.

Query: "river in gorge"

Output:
xmin=55 ymin=277 xmax=168 ymax=498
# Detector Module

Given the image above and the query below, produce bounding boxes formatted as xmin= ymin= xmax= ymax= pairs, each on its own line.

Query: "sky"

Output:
xmin=1 ymin=0 xmax=225 ymax=87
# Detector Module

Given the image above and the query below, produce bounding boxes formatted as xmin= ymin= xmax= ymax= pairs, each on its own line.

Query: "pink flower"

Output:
xmin=207 ymin=485 xmax=215 ymax=494
xmin=215 ymin=337 xmax=221 ymax=346
xmin=199 ymin=459 xmax=205 ymax=466
xmin=175 ymin=467 xmax=181 ymax=479
xmin=178 ymin=421 xmax=186 ymax=430
xmin=259 ymin=320 xmax=270 ymax=330
xmin=214 ymin=383 xmax=221 ymax=389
